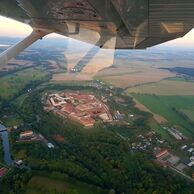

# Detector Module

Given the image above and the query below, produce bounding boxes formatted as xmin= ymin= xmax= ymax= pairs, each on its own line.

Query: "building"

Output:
xmin=181 ymin=145 xmax=187 ymax=150
xmin=46 ymin=91 xmax=112 ymax=127
xmin=47 ymin=143 xmax=55 ymax=149
xmin=99 ymin=113 xmax=110 ymax=121
xmin=20 ymin=130 xmax=33 ymax=139
xmin=154 ymin=148 xmax=168 ymax=159
xmin=188 ymin=148 xmax=194 ymax=153
xmin=0 ymin=168 xmax=8 ymax=177
xmin=52 ymin=135 xmax=65 ymax=142
xmin=168 ymin=129 xmax=182 ymax=140
xmin=14 ymin=160 xmax=23 ymax=166
xmin=187 ymin=161 xmax=194 ymax=167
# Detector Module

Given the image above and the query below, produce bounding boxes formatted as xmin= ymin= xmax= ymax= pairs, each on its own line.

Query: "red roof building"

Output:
xmin=52 ymin=135 xmax=65 ymax=142
xmin=0 ymin=168 xmax=8 ymax=177
xmin=155 ymin=149 xmax=168 ymax=159
xmin=20 ymin=130 xmax=33 ymax=138
xmin=61 ymin=104 xmax=75 ymax=114
xmin=48 ymin=91 xmax=112 ymax=127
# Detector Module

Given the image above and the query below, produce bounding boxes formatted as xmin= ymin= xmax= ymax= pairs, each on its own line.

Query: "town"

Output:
xmin=44 ymin=91 xmax=113 ymax=127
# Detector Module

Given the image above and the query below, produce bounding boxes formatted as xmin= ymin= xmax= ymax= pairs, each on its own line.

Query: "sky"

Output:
xmin=1 ymin=16 xmax=194 ymax=48
xmin=0 ymin=16 xmax=63 ymax=38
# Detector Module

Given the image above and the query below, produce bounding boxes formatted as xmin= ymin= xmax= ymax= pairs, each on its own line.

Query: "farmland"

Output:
xmin=0 ymin=67 xmax=48 ymax=100
xmin=127 ymin=79 xmax=194 ymax=95
xmin=133 ymin=98 xmax=167 ymax=124
xmin=65 ymin=46 xmax=114 ymax=74
xmin=131 ymin=94 xmax=194 ymax=137
xmin=52 ymin=72 xmax=93 ymax=83
xmin=96 ymin=67 xmax=175 ymax=88
xmin=181 ymin=109 xmax=194 ymax=122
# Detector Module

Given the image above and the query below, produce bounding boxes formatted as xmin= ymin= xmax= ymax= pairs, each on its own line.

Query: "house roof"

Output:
xmin=0 ymin=168 xmax=8 ymax=177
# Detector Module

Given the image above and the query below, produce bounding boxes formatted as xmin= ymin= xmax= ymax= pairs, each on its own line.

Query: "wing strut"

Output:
xmin=0 ymin=29 xmax=51 ymax=66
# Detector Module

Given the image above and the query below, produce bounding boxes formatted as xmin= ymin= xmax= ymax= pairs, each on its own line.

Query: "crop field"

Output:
xmin=0 ymin=59 xmax=33 ymax=71
xmin=25 ymin=175 xmax=105 ymax=194
xmin=52 ymin=72 xmax=93 ymax=82
xmin=96 ymin=67 xmax=174 ymax=88
xmin=132 ymin=94 xmax=194 ymax=137
xmin=0 ymin=68 xmax=48 ymax=99
xmin=127 ymin=80 xmax=194 ymax=95
xmin=95 ymin=62 xmax=143 ymax=77
xmin=65 ymin=49 xmax=114 ymax=74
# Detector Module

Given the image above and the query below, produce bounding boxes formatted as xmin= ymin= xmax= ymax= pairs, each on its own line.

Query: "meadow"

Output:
xmin=25 ymin=175 xmax=106 ymax=194
xmin=131 ymin=94 xmax=194 ymax=137
xmin=0 ymin=68 xmax=48 ymax=100
xmin=181 ymin=109 xmax=194 ymax=122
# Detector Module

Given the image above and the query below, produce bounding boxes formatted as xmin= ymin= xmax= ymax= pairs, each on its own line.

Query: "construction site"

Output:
xmin=45 ymin=91 xmax=113 ymax=127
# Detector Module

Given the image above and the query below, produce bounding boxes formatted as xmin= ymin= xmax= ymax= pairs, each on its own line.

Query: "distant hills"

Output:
xmin=1 ymin=36 xmax=194 ymax=68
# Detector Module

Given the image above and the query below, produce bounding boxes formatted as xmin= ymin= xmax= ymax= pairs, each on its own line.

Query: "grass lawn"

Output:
xmin=25 ymin=175 xmax=106 ymax=194
xmin=148 ymin=118 xmax=173 ymax=141
xmin=0 ymin=68 xmax=48 ymax=100
xmin=132 ymin=94 xmax=194 ymax=137
xmin=12 ymin=94 xmax=28 ymax=108
xmin=181 ymin=109 xmax=194 ymax=122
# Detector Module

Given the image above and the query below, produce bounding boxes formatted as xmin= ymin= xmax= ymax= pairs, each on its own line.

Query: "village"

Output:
xmin=130 ymin=128 xmax=194 ymax=180
xmin=44 ymin=91 xmax=113 ymax=127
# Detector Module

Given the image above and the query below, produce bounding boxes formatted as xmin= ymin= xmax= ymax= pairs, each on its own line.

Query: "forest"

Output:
xmin=1 ymin=85 xmax=194 ymax=194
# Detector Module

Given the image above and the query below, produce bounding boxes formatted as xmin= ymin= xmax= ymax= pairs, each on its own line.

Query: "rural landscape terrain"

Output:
xmin=0 ymin=36 xmax=194 ymax=194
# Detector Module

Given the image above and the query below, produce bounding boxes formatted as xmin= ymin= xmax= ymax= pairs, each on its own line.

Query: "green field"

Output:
xmin=148 ymin=119 xmax=173 ymax=141
xmin=181 ymin=109 xmax=194 ymax=122
xmin=25 ymin=175 xmax=106 ymax=194
xmin=12 ymin=94 xmax=28 ymax=108
xmin=2 ymin=116 xmax=22 ymax=127
xmin=0 ymin=68 xmax=48 ymax=99
xmin=165 ymin=77 xmax=189 ymax=82
xmin=132 ymin=94 xmax=194 ymax=137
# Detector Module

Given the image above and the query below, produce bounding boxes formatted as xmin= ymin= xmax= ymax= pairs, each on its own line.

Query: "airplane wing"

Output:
xmin=0 ymin=0 xmax=194 ymax=65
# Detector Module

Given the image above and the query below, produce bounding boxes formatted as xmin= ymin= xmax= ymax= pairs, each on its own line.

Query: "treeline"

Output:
xmin=0 ymin=168 xmax=32 ymax=194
